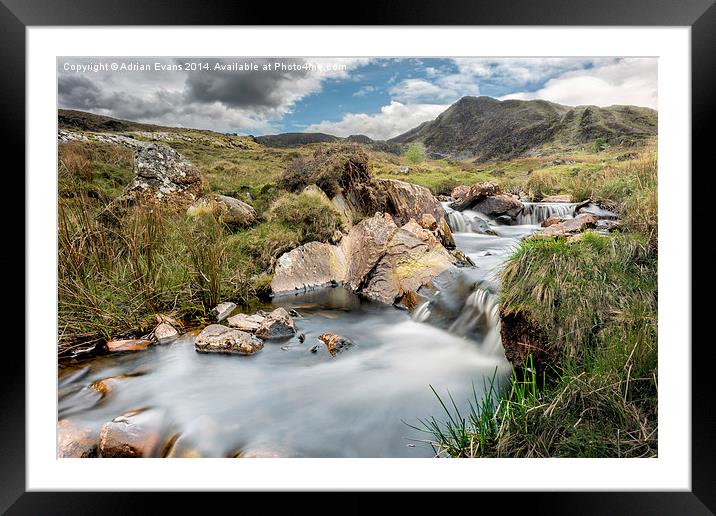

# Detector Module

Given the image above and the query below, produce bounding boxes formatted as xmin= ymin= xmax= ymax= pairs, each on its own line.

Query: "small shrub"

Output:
xmin=279 ymin=144 xmax=370 ymax=197
xmin=404 ymin=142 xmax=426 ymax=165
xmin=268 ymin=190 xmax=343 ymax=243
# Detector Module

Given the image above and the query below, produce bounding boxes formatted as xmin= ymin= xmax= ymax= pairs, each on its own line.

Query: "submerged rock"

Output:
xmin=319 ymin=333 xmax=354 ymax=357
xmin=98 ymin=409 xmax=166 ymax=458
xmin=90 ymin=376 xmax=129 ymax=398
xmin=164 ymin=416 xmax=224 ymax=458
xmin=255 ymin=307 xmax=297 ymax=339
xmin=213 ymin=302 xmax=237 ymax=322
xmin=195 ymin=324 xmax=264 ymax=355
xmin=105 ymin=339 xmax=153 ymax=352
xmin=58 ymin=419 xmax=98 ymax=458
xmin=226 ymin=313 xmax=265 ymax=333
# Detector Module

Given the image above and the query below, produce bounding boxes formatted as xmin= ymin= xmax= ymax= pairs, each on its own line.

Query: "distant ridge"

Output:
xmin=389 ymin=96 xmax=657 ymax=161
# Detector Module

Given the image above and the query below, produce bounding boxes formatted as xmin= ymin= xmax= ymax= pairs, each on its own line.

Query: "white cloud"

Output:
xmin=499 ymin=58 xmax=657 ymax=108
xmin=304 ymin=101 xmax=449 ymax=140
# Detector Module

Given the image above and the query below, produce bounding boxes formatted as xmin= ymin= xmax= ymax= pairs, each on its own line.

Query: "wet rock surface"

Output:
xmin=226 ymin=313 xmax=265 ymax=333
xmin=98 ymin=409 xmax=167 ymax=458
xmin=105 ymin=339 xmax=153 ymax=352
xmin=214 ymin=302 xmax=237 ymax=322
xmin=534 ymin=213 xmax=598 ymax=238
xmin=154 ymin=322 xmax=179 ymax=343
xmin=58 ymin=419 xmax=98 ymax=458
xmin=255 ymin=307 xmax=297 ymax=339
xmin=318 ymin=333 xmax=354 ymax=357
xmin=271 ymin=242 xmax=348 ymax=294
xmin=195 ymin=324 xmax=265 ymax=355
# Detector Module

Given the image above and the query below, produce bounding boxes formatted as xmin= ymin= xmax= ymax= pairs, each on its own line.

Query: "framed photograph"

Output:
xmin=6 ymin=0 xmax=713 ymax=512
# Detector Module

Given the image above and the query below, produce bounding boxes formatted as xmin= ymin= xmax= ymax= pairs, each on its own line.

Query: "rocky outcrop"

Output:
xmin=272 ymin=213 xmax=457 ymax=305
xmin=255 ymin=307 xmax=297 ymax=339
xmin=195 ymin=324 xmax=264 ymax=355
xmin=188 ymin=194 xmax=256 ymax=227
xmin=534 ymin=213 xmax=598 ymax=238
xmin=98 ymin=409 xmax=166 ymax=458
xmin=318 ymin=333 xmax=354 ymax=357
xmin=342 ymin=213 xmax=398 ymax=290
xmin=58 ymin=419 xmax=98 ymax=458
xmin=377 ymin=179 xmax=454 ymax=248
xmin=122 ymin=143 xmax=203 ymax=207
xmin=271 ymin=242 xmax=348 ymax=294
xmin=360 ymin=224 xmax=456 ymax=305
xmin=226 ymin=313 xmax=265 ymax=333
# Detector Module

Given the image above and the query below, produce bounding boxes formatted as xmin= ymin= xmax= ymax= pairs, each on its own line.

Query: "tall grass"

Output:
xmin=417 ymin=232 xmax=657 ymax=458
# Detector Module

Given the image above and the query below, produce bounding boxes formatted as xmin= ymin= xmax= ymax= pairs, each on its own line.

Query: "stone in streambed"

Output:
xmin=154 ymin=322 xmax=179 ymax=343
xmin=195 ymin=324 xmax=264 ymax=355
xmin=213 ymin=301 xmax=237 ymax=322
xmin=226 ymin=313 xmax=265 ymax=333
xmin=270 ymin=241 xmax=348 ymax=294
xmin=58 ymin=419 xmax=98 ymax=458
xmin=105 ymin=339 xmax=153 ymax=352
xmin=541 ymin=216 xmax=565 ymax=228
xmin=255 ymin=307 xmax=297 ymax=340
xmin=319 ymin=333 xmax=354 ymax=357
xmin=90 ymin=376 xmax=129 ymax=398
xmin=98 ymin=409 xmax=167 ymax=458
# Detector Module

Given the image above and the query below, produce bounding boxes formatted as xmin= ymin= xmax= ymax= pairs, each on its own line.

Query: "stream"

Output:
xmin=58 ymin=202 xmax=578 ymax=457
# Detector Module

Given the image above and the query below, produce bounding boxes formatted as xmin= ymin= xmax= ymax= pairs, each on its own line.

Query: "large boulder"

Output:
xmin=270 ymin=212 xmax=458 ymax=306
xmin=360 ymin=224 xmax=457 ymax=305
xmin=195 ymin=324 xmax=264 ymax=355
xmin=472 ymin=194 xmax=524 ymax=219
xmin=123 ymin=143 xmax=203 ymax=207
xmin=377 ymin=179 xmax=454 ymax=248
xmin=98 ymin=409 xmax=167 ymax=458
xmin=255 ymin=307 xmax=297 ymax=339
xmin=271 ymin=242 xmax=348 ymax=294
xmin=342 ymin=213 xmax=398 ymax=290
xmin=450 ymin=182 xmax=501 ymax=211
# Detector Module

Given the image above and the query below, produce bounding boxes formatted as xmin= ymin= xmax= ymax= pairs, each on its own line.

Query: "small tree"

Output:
xmin=404 ymin=142 xmax=426 ymax=164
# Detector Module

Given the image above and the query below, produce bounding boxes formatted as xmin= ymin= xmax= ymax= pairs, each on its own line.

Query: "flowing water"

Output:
xmin=58 ymin=200 xmax=577 ymax=458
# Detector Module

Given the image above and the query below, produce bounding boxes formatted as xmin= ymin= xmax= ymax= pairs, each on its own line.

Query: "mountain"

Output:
xmin=389 ymin=96 xmax=657 ymax=161
xmin=254 ymin=132 xmax=340 ymax=147
xmin=59 ymin=109 xmax=192 ymax=133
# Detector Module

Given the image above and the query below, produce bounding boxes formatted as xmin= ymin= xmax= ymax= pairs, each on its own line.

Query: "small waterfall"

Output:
xmin=446 ymin=209 xmax=493 ymax=234
xmin=411 ymin=280 xmax=503 ymax=356
xmin=516 ymin=202 xmax=577 ymax=225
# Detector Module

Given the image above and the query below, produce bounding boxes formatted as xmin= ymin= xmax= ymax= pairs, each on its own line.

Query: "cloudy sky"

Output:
xmin=58 ymin=57 xmax=657 ymax=140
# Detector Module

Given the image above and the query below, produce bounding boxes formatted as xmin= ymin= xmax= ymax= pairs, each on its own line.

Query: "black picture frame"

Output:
xmin=4 ymin=0 xmax=713 ymax=512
